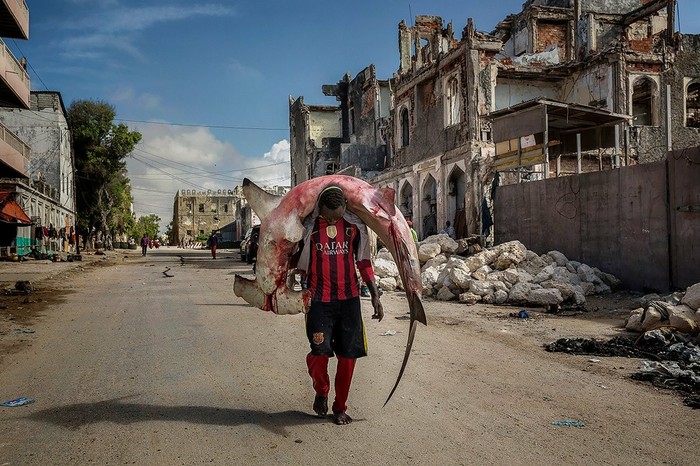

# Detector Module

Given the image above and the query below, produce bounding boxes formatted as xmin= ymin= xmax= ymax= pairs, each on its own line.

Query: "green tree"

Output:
xmin=131 ymin=214 xmax=161 ymax=241
xmin=164 ymin=221 xmax=174 ymax=244
xmin=68 ymin=99 xmax=141 ymax=242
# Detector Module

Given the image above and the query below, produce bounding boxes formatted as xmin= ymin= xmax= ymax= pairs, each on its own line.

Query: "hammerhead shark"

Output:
xmin=234 ymin=175 xmax=426 ymax=405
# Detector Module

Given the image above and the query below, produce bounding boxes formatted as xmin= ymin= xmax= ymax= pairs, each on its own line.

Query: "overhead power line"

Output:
xmin=118 ymin=118 xmax=288 ymax=131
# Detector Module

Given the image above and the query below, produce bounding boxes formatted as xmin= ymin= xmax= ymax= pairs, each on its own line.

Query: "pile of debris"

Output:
xmin=373 ymin=236 xmax=620 ymax=307
xmin=547 ymin=283 xmax=700 ymax=408
xmin=625 ymin=282 xmax=700 ymax=335
xmin=547 ymin=329 xmax=700 ymax=409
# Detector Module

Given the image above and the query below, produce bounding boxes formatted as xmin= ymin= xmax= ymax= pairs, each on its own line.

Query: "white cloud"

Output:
xmin=126 ymin=124 xmax=290 ymax=225
xmin=111 ymin=87 xmax=162 ymax=110
xmin=263 ymin=139 xmax=290 ymax=162
xmin=227 ymin=59 xmax=263 ymax=81
xmin=57 ymin=4 xmax=235 ymax=61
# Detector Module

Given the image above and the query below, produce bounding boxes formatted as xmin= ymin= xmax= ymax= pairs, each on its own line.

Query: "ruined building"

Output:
xmin=290 ymin=0 xmax=699 ymax=242
xmin=171 ymin=188 xmax=243 ymax=245
xmin=171 ymin=184 xmax=290 ymax=245
xmin=289 ymin=65 xmax=392 ymax=185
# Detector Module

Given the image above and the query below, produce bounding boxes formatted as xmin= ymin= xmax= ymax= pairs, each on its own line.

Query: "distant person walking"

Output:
xmin=208 ymin=231 xmax=219 ymax=259
xmin=140 ymin=234 xmax=149 ymax=256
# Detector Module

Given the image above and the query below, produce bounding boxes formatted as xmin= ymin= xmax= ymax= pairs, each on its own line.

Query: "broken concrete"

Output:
xmin=373 ymin=237 xmax=620 ymax=308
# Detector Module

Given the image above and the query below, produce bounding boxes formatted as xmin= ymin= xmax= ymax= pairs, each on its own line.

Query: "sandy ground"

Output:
xmin=0 ymin=247 xmax=698 ymax=465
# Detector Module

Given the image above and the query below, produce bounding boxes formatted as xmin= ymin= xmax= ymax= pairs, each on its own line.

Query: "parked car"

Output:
xmin=240 ymin=225 xmax=260 ymax=263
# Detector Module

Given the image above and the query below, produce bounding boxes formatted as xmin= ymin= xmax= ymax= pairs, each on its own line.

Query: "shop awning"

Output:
xmin=0 ymin=192 xmax=31 ymax=225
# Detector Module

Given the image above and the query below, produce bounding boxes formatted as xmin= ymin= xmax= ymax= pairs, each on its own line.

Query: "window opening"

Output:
xmin=686 ymin=81 xmax=700 ymax=128
xmin=632 ymin=78 xmax=654 ymax=126
xmin=446 ymin=76 xmax=460 ymax=126
xmin=401 ymin=108 xmax=410 ymax=147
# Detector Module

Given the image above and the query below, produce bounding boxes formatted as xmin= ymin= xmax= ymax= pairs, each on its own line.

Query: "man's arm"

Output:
xmin=357 ymin=259 xmax=383 ymax=322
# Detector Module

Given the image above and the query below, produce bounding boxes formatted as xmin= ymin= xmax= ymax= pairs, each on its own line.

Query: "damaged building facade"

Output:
xmin=289 ymin=0 xmax=700 ymax=242
xmin=171 ymin=184 xmax=290 ymax=246
xmin=289 ymin=65 xmax=392 ymax=185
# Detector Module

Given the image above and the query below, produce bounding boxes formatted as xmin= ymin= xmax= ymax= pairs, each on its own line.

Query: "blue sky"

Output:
xmin=12 ymin=0 xmax=700 ymax=226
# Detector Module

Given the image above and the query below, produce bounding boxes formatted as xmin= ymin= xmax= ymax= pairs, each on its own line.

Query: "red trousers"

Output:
xmin=306 ymin=353 xmax=356 ymax=413
xmin=210 ymin=245 xmax=217 ymax=259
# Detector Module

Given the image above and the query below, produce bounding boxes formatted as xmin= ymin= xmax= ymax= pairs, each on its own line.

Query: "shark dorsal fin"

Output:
xmin=242 ymin=178 xmax=283 ymax=221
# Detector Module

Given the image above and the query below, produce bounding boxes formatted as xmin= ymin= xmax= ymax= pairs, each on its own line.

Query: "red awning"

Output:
xmin=0 ymin=192 xmax=32 ymax=225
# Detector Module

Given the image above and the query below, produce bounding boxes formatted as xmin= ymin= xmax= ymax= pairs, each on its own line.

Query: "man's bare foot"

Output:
xmin=313 ymin=395 xmax=328 ymax=417
xmin=333 ymin=411 xmax=352 ymax=425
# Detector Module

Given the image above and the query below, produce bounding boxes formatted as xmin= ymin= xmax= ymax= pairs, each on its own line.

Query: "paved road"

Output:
xmin=0 ymin=247 xmax=697 ymax=465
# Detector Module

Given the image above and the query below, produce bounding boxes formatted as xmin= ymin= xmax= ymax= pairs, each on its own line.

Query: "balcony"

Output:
xmin=0 ymin=0 xmax=29 ymax=39
xmin=0 ymin=38 xmax=29 ymax=108
xmin=0 ymin=120 xmax=29 ymax=178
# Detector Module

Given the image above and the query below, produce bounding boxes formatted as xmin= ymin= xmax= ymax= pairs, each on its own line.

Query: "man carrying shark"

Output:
xmin=293 ymin=184 xmax=384 ymax=425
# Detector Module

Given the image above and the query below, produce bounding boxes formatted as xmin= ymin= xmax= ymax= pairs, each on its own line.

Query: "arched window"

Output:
xmin=632 ymin=77 xmax=656 ymax=126
xmin=686 ymin=81 xmax=700 ymax=128
xmin=401 ymin=107 xmax=410 ymax=147
xmin=445 ymin=76 xmax=460 ymax=126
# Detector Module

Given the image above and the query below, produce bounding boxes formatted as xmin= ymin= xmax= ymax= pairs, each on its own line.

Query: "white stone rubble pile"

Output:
xmin=374 ymin=235 xmax=622 ymax=307
xmin=625 ymin=282 xmax=700 ymax=335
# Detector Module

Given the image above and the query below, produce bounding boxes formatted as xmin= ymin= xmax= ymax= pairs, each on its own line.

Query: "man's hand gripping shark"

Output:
xmin=233 ymin=175 xmax=426 ymax=405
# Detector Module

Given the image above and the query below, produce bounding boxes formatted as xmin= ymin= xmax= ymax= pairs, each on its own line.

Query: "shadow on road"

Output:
xmin=26 ymin=397 xmax=322 ymax=436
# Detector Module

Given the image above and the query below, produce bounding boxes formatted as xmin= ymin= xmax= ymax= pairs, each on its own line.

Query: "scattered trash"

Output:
xmin=162 ymin=267 xmax=174 ymax=278
xmin=548 ymin=331 xmax=700 ymax=409
xmin=509 ymin=310 xmax=529 ymax=319
xmin=551 ymin=420 xmax=584 ymax=428
xmin=11 ymin=328 xmax=34 ymax=334
xmin=588 ymin=358 xmax=601 ymax=363
xmin=1 ymin=397 xmax=35 ymax=407
xmin=442 ymin=320 xmax=459 ymax=325
xmin=14 ymin=281 xmax=32 ymax=293
xmin=394 ymin=315 xmax=410 ymax=320
xmin=380 ymin=330 xmax=397 ymax=336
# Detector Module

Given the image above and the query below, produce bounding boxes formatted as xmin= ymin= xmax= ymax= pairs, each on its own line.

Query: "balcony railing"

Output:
xmin=0 ymin=38 xmax=30 ymax=107
xmin=1 ymin=0 xmax=29 ymax=39
xmin=0 ymin=121 xmax=29 ymax=157
xmin=0 ymin=120 xmax=30 ymax=177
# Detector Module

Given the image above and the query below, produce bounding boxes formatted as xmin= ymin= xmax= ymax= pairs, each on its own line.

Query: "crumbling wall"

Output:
xmin=580 ymin=0 xmax=644 ymax=15
xmin=561 ymin=63 xmax=613 ymax=107
xmin=668 ymin=34 xmax=700 ymax=152
xmin=495 ymin=79 xmax=559 ymax=110
xmin=340 ymin=144 xmax=385 ymax=172
xmin=288 ymin=97 xmax=309 ymax=185
xmin=308 ymin=110 xmax=340 ymax=147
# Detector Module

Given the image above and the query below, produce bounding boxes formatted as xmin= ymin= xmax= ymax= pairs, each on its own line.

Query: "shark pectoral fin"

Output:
xmin=384 ymin=317 xmax=419 ymax=406
xmin=242 ymin=178 xmax=283 ymax=221
xmin=234 ymin=274 xmax=268 ymax=311
xmin=378 ymin=188 xmax=397 ymax=216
